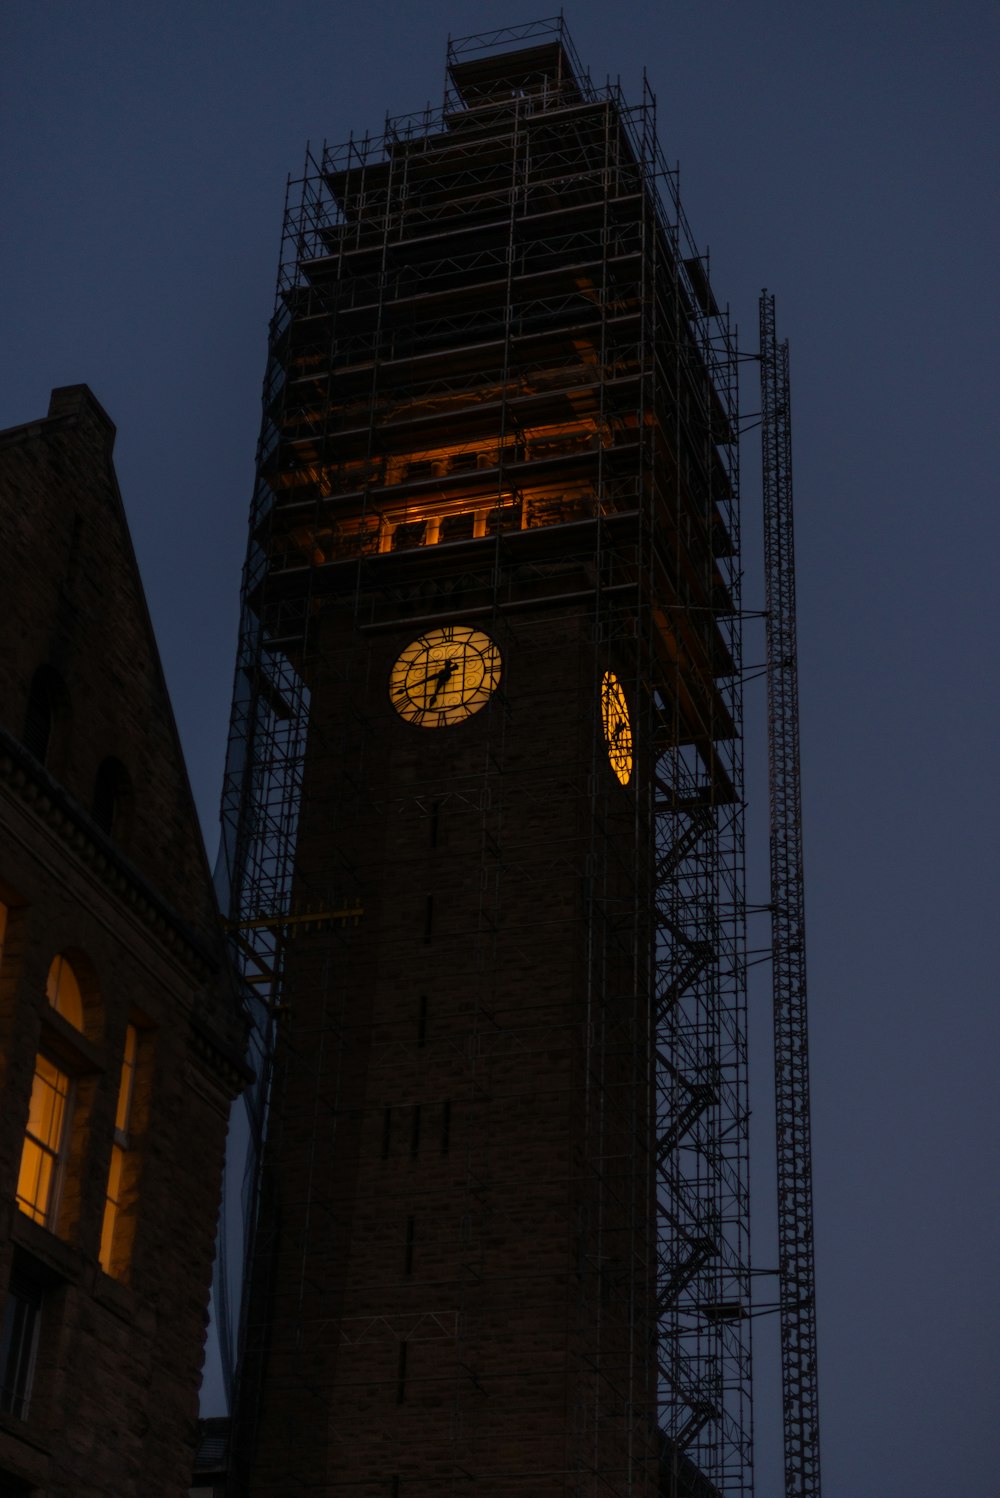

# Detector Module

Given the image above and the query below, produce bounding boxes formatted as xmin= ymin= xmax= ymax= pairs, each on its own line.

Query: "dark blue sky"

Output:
xmin=4 ymin=4 xmax=997 ymax=1492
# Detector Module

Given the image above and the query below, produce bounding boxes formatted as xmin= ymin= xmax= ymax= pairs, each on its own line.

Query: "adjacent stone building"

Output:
xmin=0 ymin=386 xmax=245 ymax=1494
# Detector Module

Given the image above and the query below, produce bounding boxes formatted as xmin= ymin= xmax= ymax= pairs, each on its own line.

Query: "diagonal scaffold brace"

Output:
xmin=760 ymin=290 xmax=822 ymax=1498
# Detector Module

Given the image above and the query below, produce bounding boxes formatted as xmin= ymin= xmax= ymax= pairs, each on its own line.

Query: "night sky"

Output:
xmin=3 ymin=3 xmax=997 ymax=1493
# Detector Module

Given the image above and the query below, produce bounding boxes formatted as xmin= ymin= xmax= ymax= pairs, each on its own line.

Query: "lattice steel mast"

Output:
xmin=759 ymin=291 xmax=821 ymax=1498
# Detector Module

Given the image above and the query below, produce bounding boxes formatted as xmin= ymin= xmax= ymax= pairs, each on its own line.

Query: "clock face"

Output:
xmin=390 ymin=625 xmax=502 ymax=728
xmin=601 ymin=671 xmax=633 ymax=785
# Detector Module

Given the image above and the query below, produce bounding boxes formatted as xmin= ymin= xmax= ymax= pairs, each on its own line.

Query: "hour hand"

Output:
xmin=428 ymin=660 xmax=456 ymax=705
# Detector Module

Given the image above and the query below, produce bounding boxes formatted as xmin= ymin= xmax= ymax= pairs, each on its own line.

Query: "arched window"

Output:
xmin=91 ymin=757 xmax=132 ymax=838
xmin=21 ymin=668 xmax=66 ymax=760
xmin=16 ymin=956 xmax=87 ymax=1229
xmin=45 ymin=955 xmax=85 ymax=1031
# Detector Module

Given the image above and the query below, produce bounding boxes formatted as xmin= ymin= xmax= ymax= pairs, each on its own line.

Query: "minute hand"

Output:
xmin=410 ymin=660 xmax=456 ymax=689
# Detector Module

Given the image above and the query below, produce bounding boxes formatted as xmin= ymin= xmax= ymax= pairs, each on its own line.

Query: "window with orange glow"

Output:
xmin=16 ymin=1054 xmax=71 ymax=1227
xmin=45 ymin=955 xmax=84 ymax=1031
xmin=99 ymin=1023 xmax=138 ymax=1277
xmin=16 ymin=955 xmax=87 ymax=1232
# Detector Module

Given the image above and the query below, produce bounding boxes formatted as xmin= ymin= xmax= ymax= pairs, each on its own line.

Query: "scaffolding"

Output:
xmin=217 ymin=19 xmax=752 ymax=1494
xmin=759 ymin=293 xmax=821 ymax=1498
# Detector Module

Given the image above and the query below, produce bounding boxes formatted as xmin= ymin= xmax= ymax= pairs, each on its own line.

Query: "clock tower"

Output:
xmin=221 ymin=22 xmax=751 ymax=1497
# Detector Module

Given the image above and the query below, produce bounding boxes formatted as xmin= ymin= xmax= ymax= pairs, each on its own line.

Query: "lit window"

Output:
xmin=0 ymin=1272 xmax=42 ymax=1419
xmin=16 ymin=955 xmax=87 ymax=1230
xmin=16 ymin=1055 xmax=71 ymax=1227
xmin=45 ymin=955 xmax=84 ymax=1031
xmin=99 ymin=1024 xmax=138 ymax=1277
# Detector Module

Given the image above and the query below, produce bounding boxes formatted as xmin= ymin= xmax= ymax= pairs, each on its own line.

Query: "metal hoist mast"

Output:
xmin=759 ymin=291 xmax=822 ymax=1498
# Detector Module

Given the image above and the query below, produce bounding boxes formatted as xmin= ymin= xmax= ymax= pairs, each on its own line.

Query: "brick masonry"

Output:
xmin=0 ymin=387 xmax=246 ymax=1495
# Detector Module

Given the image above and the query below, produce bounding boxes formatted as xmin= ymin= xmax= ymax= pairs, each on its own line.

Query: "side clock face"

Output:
xmin=601 ymin=671 xmax=633 ymax=785
xmin=390 ymin=626 xmax=502 ymax=728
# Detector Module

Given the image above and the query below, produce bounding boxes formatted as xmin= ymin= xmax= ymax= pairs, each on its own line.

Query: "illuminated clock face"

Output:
xmin=390 ymin=626 xmax=502 ymax=728
xmin=601 ymin=671 xmax=633 ymax=785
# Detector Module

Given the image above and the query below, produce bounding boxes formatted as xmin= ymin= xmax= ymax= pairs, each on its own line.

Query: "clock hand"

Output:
xmin=428 ymin=659 xmax=456 ymax=706
xmin=411 ymin=660 xmax=455 ymax=688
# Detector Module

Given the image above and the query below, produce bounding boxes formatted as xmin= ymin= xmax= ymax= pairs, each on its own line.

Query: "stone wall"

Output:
xmin=0 ymin=387 xmax=246 ymax=1496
